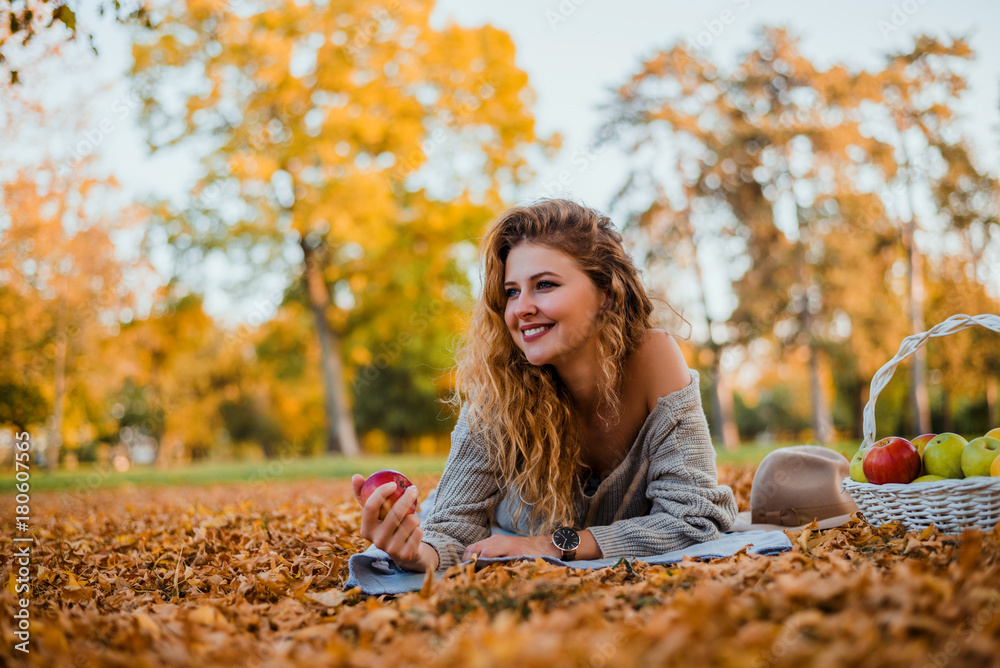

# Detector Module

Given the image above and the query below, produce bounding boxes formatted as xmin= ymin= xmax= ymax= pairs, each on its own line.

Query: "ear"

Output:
xmin=600 ymin=292 xmax=611 ymax=311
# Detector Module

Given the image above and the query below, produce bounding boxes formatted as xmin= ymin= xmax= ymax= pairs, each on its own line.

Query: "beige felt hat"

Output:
xmin=730 ymin=445 xmax=858 ymax=532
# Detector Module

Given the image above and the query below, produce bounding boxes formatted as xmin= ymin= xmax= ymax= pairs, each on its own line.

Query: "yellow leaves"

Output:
xmin=6 ymin=572 xmax=25 ymax=598
xmin=62 ymin=571 xmax=86 ymax=589
xmin=956 ymin=529 xmax=983 ymax=579
xmin=350 ymin=345 xmax=373 ymax=366
xmin=305 ymin=586 xmax=358 ymax=608
xmin=188 ymin=604 xmax=223 ymax=627
xmin=187 ymin=0 xmax=228 ymax=20
xmin=419 ymin=566 xmax=435 ymax=599
xmin=133 ymin=610 xmax=161 ymax=639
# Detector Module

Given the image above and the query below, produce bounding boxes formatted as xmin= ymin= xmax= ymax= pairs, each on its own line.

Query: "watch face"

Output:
xmin=553 ymin=527 xmax=580 ymax=550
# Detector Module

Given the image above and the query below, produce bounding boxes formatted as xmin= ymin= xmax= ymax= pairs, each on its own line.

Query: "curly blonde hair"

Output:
xmin=446 ymin=199 xmax=657 ymax=535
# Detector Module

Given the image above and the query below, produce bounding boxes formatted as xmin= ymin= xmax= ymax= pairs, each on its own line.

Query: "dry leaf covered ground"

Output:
xmin=3 ymin=463 xmax=1000 ymax=667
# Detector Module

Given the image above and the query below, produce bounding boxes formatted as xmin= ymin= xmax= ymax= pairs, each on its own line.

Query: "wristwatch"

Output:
xmin=552 ymin=527 xmax=581 ymax=561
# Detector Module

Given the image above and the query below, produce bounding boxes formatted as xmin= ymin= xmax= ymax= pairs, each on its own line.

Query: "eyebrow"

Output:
xmin=504 ymin=271 xmax=562 ymax=287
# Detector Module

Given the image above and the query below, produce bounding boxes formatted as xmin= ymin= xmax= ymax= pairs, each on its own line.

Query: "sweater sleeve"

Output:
xmin=586 ymin=379 xmax=739 ymax=559
xmin=418 ymin=402 xmax=504 ymax=572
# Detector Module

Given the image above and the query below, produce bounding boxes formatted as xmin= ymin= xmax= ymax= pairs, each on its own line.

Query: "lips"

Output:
xmin=522 ymin=323 xmax=554 ymax=342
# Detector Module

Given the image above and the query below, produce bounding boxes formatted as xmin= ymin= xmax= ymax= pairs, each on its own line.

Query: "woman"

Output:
xmin=352 ymin=199 xmax=738 ymax=573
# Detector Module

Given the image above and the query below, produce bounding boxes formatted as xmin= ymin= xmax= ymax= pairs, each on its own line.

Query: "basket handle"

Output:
xmin=861 ymin=313 xmax=1000 ymax=451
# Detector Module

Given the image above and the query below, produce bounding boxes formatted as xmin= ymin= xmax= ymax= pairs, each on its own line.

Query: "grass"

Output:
xmin=3 ymin=439 xmax=863 ymax=494
xmin=0 ymin=454 xmax=449 ymax=494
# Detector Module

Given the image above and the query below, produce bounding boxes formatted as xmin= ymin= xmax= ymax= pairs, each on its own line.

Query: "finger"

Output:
xmin=370 ymin=484 xmax=417 ymax=541
xmin=362 ymin=481 xmax=399 ymax=530
xmin=386 ymin=485 xmax=419 ymax=525
xmin=401 ymin=523 xmax=425 ymax=563
xmin=351 ymin=475 xmax=364 ymax=502
xmin=385 ymin=512 xmax=421 ymax=558
xmin=388 ymin=521 xmax=424 ymax=565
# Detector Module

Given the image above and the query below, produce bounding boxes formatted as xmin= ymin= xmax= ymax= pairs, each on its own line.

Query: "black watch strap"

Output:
xmin=552 ymin=526 xmax=581 ymax=561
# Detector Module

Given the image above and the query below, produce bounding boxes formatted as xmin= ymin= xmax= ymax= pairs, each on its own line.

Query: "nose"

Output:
xmin=513 ymin=291 xmax=537 ymax=319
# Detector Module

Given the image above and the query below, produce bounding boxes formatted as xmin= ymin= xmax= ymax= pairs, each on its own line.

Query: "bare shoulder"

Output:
xmin=632 ymin=329 xmax=692 ymax=413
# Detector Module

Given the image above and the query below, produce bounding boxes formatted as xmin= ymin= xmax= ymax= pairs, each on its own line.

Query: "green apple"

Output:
xmin=850 ymin=448 xmax=868 ymax=483
xmin=922 ymin=433 xmax=968 ymax=479
xmin=961 ymin=437 xmax=1000 ymax=477
xmin=911 ymin=474 xmax=947 ymax=483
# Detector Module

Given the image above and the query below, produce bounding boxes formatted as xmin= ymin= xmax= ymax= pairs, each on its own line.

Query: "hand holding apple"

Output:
xmin=357 ymin=469 xmax=419 ymax=520
xmin=862 ymin=437 xmax=921 ymax=484
xmin=352 ymin=471 xmax=430 ymax=572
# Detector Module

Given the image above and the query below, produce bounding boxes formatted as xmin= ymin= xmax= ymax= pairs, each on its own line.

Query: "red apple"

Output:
xmin=359 ymin=470 xmax=418 ymax=520
xmin=862 ymin=437 xmax=921 ymax=485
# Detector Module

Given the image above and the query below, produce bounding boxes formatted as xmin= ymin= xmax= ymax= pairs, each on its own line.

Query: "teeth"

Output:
xmin=524 ymin=325 xmax=553 ymax=337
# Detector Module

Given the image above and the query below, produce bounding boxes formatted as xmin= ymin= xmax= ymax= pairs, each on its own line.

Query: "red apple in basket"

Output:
xmin=862 ymin=437 xmax=921 ymax=485
xmin=359 ymin=470 xmax=418 ymax=520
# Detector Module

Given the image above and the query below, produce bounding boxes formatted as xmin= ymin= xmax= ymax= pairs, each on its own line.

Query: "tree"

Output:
xmin=601 ymin=43 xmax=744 ymax=448
xmin=0 ymin=163 xmax=141 ymax=468
xmin=112 ymin=291 xmax=260 ymax=463
xmin=602 ymin=29 xmax=894 ymax=444
xmin=0 ymin=287 xmax=50 ymax=432
xmin=869 ymin=35 xmax=979 ymax=435
xmin=352 ymin=360 xmax=450 ymax=453
xmin=130 ymin=0 xmax=547 ymax=455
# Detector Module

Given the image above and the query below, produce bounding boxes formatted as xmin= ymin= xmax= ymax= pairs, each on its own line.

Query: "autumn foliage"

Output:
xmin=3 ymin=464 xmax=999 ymax=667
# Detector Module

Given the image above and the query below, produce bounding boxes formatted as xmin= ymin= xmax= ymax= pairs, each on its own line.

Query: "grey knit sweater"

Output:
xmin=420 ymin=369 xmax=739 ymax=571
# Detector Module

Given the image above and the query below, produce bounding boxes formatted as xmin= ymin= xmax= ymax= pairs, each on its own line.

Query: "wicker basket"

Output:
xmin=841 ymin=313 xmax=1000 ymax=534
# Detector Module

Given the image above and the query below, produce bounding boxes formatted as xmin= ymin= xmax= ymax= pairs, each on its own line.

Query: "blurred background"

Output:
xmin=1 ymin=0 xmax=999 ymax=485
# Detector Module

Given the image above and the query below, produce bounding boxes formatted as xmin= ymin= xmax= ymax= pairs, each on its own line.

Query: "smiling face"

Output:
xmin=503 ymin=241 xmax=609 ymax=368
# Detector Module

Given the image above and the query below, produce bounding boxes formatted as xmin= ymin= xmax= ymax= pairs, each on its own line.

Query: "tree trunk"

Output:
xmin=902 ymin=147 xmax=931 ymax=435
xmin=788 ymin=188 xmax=833 ymax=446
xmin=691 ymin=243 xmax=739 ymax=450
xmin=987 ymin=377 xmax=998 ymax=429
xmin=853 ymin=374 xmax=866 ymax=440
xmin=905 ymin=228 xmax=931 ymax=434
xmin=709 ymin=354 xmax=740 ymax=450
xmin=301 ymin=238 xmax=360 ymax=457
xmin=941 ymin=386 xmax=952 ymax=434
xmin=809 ymin=344 xmax=833 ymax=444
xmin=46 ymin=302 xmax=67 ymax=471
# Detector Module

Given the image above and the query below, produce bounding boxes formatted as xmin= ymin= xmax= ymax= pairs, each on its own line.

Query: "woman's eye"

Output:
xmin=505 ymin=281 xmax=556 ymax=298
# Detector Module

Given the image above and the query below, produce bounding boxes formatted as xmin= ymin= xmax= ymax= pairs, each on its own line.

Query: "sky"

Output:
xmin=6 ymin=0 xmax=1000 ymax=327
